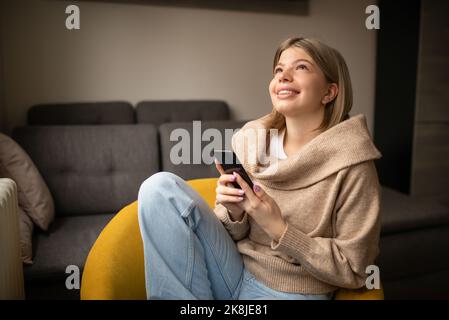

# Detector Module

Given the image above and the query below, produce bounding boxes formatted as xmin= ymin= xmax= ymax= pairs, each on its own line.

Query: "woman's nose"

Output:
xmin=279 ymin=68 xmax=293 ymax=82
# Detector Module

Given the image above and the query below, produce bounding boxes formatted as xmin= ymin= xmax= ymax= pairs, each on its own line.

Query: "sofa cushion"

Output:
xmin=378 ymin=224 xmax=449 ymax=283
xmin=13 ymin=125 xmax=159 ymax=216
xmin=381 ymin=266 xmax=449 ymax=299
xmin=380 ymin=186 xmax=449 ymax=235
xmin=136 ymin=100 xmax=230 ymax=126
xmin=28 ymin=101 xmax=135 ymax=125
xmin=24 ymin=213 xmax=114 ymax=281
xmin=159 ymin=120 xmax=247 ymax=180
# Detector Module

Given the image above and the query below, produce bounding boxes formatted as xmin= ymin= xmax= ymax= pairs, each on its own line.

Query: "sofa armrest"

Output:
xmin=0 ymin=178 xmax=25 ymax=299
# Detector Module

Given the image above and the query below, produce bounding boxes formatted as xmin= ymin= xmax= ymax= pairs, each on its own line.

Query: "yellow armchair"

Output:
xmin=81 ymin=178 xmax=383 ymax=300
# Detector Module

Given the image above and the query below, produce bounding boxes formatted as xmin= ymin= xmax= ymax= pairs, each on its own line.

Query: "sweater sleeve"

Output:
xmin=271 ymin=161 xmax=382 ymax=289
xmin=214 ymin=203 xmax=250 ymax=241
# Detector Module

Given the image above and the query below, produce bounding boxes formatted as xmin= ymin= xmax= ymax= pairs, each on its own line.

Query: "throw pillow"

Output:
xmin=0 ymin=132 xmax=55 ymax=230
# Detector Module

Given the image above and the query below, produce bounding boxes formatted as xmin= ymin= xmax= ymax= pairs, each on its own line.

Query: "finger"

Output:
xmin=216 ymin=185 xmax=245 ymax=197
xmin=215 ymin=159 xmax=234 ymax=187
xmin=214 ymin=158 xmax=226 ymax=175
xmin=217 ymin=173 xmax=237 ymax=186
xmin=216 ymin=194 xmax=245 ymax=204
xmin=252 ymin=183 xmax=270 ymax=203
xmin=232 ymin=172 xmax=259 ymax=204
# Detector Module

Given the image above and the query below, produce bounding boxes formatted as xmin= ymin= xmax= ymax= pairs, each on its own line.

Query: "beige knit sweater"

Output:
xmin=214 ymin=113 xmax=382 ymax=294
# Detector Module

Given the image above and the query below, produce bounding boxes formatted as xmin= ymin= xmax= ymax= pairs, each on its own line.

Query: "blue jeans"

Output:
xmin=137 ymin=172 xmax=333 ymax=300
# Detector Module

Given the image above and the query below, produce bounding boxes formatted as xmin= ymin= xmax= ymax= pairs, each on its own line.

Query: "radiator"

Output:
xmin=0 ymin=178 xmax=25 ymax=299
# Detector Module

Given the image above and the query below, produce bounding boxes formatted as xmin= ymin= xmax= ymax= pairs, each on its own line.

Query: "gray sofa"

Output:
xmin=11 ymin=101 xmax=449 ymax=299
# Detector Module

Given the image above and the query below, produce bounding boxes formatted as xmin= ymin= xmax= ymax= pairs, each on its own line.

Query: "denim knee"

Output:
xmin=138 ymin=171 xmax=179 ymax=197
xmin=138 ymin=171 xmax=195 ymax=218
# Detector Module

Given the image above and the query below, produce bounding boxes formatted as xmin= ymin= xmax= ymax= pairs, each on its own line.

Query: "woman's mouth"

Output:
xmin=276 ymin=89 xmax=299 ymax=99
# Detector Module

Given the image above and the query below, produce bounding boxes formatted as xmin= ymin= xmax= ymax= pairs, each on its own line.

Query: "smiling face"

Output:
xmin=269 ymin=46 xmax=332 ymax=118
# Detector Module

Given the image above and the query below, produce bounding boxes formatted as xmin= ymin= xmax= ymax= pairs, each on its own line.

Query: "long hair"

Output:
xmin=263 ymin=37 xmax=353 ymax=152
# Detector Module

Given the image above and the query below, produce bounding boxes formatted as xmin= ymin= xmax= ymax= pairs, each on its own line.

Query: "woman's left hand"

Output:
xmin=232 ymin=171 xmax=287 ymax=242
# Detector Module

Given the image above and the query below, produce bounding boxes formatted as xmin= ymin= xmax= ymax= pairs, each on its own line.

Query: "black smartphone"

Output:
xmin=214 ymin=149 xmax=254 ymax=189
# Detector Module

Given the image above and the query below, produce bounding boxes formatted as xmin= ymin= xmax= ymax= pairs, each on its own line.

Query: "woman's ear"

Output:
xmin=322 ymin=83 xmax=338 ymax=104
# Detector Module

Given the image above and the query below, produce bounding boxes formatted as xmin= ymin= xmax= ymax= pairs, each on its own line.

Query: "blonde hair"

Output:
xmin=263 ymin=37 xmax=353 ymax=146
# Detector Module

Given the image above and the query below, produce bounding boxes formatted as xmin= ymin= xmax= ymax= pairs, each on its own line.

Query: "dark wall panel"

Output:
xmin=374 ymin=0 xmax=421 ymax=194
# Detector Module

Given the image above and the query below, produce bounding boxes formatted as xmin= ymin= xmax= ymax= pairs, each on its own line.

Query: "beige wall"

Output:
xmin=0 ymin=0 xmax=377 ymax=134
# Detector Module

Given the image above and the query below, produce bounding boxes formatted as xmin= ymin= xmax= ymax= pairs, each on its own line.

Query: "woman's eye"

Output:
xmin=296 ymin=64 xmax=308 ymax=70
xmin=274 ymin=67 xmax=282 ymax=74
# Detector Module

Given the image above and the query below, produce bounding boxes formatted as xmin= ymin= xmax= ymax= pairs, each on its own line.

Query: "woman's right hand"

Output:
xmin=214 ymin=159 xmax=246 ymax=222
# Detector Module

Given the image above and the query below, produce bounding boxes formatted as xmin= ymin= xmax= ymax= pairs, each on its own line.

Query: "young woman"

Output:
xmin=137 ymin=37 xmax=382 ymax=300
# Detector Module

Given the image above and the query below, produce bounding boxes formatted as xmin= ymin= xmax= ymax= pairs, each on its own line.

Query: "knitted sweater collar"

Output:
xmin=232 ymin=113 xmax=382 ymax=191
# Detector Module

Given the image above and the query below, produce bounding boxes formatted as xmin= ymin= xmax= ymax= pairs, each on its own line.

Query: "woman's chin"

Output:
xmin=274 ymin=104 xmax=301 ymax=117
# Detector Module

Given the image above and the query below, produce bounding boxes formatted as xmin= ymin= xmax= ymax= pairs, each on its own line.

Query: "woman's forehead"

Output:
xmin=278 ymin=47 xmax=313 ymax=65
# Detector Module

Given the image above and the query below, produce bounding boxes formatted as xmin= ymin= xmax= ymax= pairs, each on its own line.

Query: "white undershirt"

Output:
xmin=270 ymin=128 xmax=288 ymax=160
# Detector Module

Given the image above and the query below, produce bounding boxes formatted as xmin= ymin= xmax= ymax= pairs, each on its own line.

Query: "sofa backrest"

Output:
xmin=12 ymin=125 xmax=159 ymax=216
xmin=159 ymin=120 xmax=248 ymax=180
xmin=136 ymin=100 xmax=230 ymax=126
xmin=27 ymin=102 xmax=135 ymax=125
